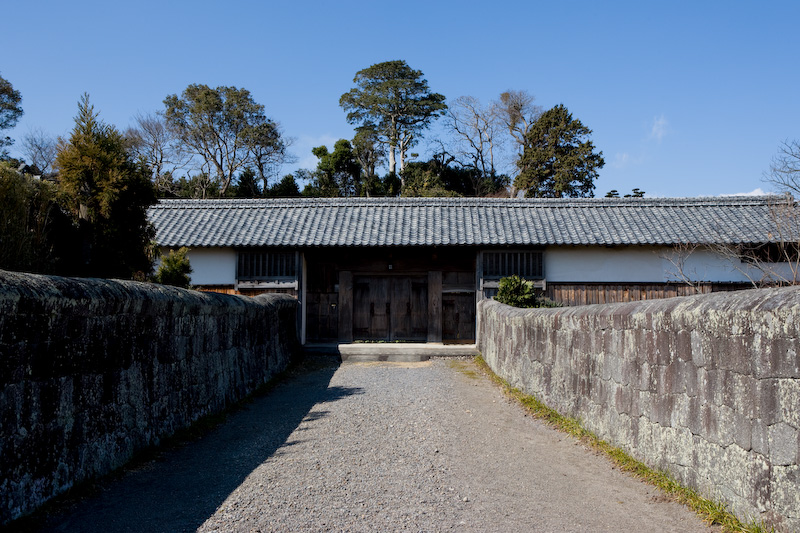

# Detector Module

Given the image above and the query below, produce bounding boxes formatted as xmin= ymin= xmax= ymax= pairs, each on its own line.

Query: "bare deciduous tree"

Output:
xmin=446 ymin=96 xmax=502 ymax=196
xmin=21 ymin=128 xmax=58 ymax=175
xmin=126 ymin=112 xmax=189 ymax=195
xmin=659 ymin=242 xmax=709 ymax=293
xmin=763 ymin=139 xmax=800 ymax=195
xmin=244 ymin=122 xmax=294 ymax=191
xmin=492 ymin=90 xmax=543 ymax=156
xmin=664 ymin=196 xmax=800 ymax=289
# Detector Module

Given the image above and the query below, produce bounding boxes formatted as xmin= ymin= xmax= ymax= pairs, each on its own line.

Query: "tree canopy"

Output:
xmin=55 ymin=94 xmax=156 ymax=278
xmin=164 ymin=84 xmax=287 ymax=196
xmin=515 ymin=104 xmax=604 ymax=198
xmin=4 ymin=64 xmax=615 ymax=203
xmin=339 ymin=60 xmax=446 ymax=182
xmin=0 ymin=73 xmax=23 ymax=153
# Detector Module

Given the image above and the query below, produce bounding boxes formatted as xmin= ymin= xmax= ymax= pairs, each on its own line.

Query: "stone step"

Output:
xmin=303 ymin=342 xmax=478 ymax=362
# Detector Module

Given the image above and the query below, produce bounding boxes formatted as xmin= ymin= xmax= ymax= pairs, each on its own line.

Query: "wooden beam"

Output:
xmin=338 ymin=271 xmax=353 ymax=343
xmin=428 ymin=271 xmax=442 ymax=343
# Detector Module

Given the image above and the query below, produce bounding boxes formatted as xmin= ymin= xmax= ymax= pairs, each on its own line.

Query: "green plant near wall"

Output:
xmin=495 ymin=275 xmax=536 ymax=307
xmin=154 ymin=247 xmax=192 ymax=288
xmin=495 ymin=275 xmax=562 ymax=308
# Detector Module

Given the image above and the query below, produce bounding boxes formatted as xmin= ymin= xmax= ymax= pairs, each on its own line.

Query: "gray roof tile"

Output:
xmin=148 ymin=196 xmax=790 ymax=248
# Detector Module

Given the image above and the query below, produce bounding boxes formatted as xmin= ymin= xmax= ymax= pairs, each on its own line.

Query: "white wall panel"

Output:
xmin=184 ymin=248 xmax=237 ymax=285
xmin=544 ymin=245 xmax=759 ymax=283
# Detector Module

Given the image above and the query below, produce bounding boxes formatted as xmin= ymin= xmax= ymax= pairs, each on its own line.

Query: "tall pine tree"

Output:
xmin=55 ymin=94 xmax=156 ymax=278
xmin=515 ymin=104 xmax=604 ymax=198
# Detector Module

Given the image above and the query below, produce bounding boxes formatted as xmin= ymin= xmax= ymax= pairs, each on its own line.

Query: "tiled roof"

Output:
xmin=148 ymin=196 xmax=788 ymax=248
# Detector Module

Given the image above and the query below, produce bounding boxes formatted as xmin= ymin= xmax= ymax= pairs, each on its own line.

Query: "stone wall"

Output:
xmin=0 ymin=270 xmax=299 ymax=525
xmin=478 ymin=288 xmax=800 ymax=531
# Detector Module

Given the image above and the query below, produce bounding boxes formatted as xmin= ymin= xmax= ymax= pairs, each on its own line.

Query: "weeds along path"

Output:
xmin=33 ymin=358 xmax=714 ymax=532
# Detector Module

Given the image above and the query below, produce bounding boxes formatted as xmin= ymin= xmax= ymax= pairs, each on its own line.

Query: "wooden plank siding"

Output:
xmin=542 ymin=283 xmax=754 ymax=307
xmin=194 ymin=286 xmax=298 ymax=298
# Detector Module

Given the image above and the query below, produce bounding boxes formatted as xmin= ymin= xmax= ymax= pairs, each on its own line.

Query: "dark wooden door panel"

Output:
xmin=442 ymin=292 xmax=476 ymax=342
xmin=353 ymin=275 xmax=427 ymax=341
xmin=353 ymin=281 xmax=371 ymax=339
xmin=370 ymin=277 xmax=390 ymax=339
xmin=391 ymin=277 xmax=411 ymax=339
xmin=410 ymin=279 xmax=428 ymax=339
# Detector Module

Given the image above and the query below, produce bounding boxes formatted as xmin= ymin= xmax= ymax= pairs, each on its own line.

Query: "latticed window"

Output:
xmin=482 ymin=250 xmax=544 ymax=279
xmin=238 ymin=251 xmax=297 ymax=280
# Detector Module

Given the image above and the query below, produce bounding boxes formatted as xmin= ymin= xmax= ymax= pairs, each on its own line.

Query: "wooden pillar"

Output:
xmin=428 ymin=270 xmax=442 ymax=343
xmin=338 ymin=271 xmax=353 ymax=343
xmin=300 ymin=252 xmax=307 ymax=345
xmin=475 ymin=250 xmax=482 ymax=348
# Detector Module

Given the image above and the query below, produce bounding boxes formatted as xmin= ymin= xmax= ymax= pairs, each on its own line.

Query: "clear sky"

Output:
xmin=2 ymin=1 xmax=798 ymax=197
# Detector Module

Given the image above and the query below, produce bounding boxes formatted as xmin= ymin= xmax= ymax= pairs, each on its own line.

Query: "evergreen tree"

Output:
xmin=154 ymin=247 xmax=192 ymax=288
xmin=265 ymin=174 xmax=301 ymax=197
xmin=307 ymin=140 xmax=362 ymax=197
xmin=515 ymin=104 xmax=604 ymax=198
xmin=234 ymin=167 xmax=262 ymax=197
xmin=55 ymin=94 xmax=156 ymax=278
xmin=0 ymin=73 xmax=23 ymax=155
xmin=340 ymin=60 xmax=446 ymax=183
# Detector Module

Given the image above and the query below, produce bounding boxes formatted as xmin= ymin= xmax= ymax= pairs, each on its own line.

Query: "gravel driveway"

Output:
xmin=33 ymin=357 xmax=714 ymax=532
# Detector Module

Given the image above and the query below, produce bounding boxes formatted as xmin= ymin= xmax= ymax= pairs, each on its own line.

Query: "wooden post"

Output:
xmin=428 ymin=271 xmax=442 ymax=343
xmin=338 ymin=271 xmax=353 ymax=343
xmin=475 ymin=250 xmax=482 ymax=348
xmin=300 ymin=252 xmax=307 ymax=345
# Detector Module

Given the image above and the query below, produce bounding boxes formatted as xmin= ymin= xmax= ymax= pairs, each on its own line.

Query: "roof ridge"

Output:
xmin=152 ymin=195 xmax=784 ymax=209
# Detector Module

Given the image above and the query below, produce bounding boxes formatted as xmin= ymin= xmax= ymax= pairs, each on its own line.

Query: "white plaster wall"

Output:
xmin=180 ymin=248 xmax=236 ymax=286
xmin=544 ymin=245 xmax=758 ymax=283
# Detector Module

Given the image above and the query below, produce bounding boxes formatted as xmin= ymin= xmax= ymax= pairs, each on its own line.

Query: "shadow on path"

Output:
xmin=24 ymin=357 xmax=352 ymax=533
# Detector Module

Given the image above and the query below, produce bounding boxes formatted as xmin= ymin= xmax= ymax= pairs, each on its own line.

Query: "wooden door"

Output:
xmin=442 ymin=292 xmax=476 ymax=343
xmin=353 ymin=276 xmax=427 ymax=341
xmin=409 ymin=278 xmax=428 ymax=340
xmin=353 ymin=276 xmax=390 ymax=340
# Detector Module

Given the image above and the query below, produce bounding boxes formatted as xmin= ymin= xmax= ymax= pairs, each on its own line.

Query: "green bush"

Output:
xmin=495 ymin=275 xmax=536 ymax=307
xmin=154 ymin=247 xmax=192 ymax=288
xmin=495 ymin=275 xmax=562 ymax=308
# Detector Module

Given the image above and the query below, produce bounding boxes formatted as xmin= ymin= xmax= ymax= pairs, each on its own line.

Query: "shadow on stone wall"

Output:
xmin=27 ymin=360 xmax=356 ymax=532
xmin=0 ymin=270 xmax=299 ymax=525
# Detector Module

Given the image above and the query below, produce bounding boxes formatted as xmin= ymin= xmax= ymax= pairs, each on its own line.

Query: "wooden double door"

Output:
xmin=353 ymin=275 xmax=428 ymax=341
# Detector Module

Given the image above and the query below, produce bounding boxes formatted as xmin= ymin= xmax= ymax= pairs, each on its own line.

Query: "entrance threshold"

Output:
xmin=303 ymin=342 xmax=479 ymax=362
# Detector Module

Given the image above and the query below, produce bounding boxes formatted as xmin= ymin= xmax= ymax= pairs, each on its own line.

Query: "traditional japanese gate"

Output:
xmin=352 ymin=276 xmax=428 ymax=341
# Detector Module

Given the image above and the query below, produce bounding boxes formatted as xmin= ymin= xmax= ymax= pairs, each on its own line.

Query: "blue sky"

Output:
xmin=2 ymin=1 xmax=798 ymax=197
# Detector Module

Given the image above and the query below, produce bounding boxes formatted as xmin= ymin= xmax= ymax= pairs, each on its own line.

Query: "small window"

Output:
xmin=482 ymin=251 xmax=543 ymax=280
xmin=238 ymin=251 xmax=297 ymax=281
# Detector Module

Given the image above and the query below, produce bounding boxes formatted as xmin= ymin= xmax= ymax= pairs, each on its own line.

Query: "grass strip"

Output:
xmin=473 ymin=355 xmax=771 ymax=533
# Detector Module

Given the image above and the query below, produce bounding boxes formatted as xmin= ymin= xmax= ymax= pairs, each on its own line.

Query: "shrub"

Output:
xmin=495 ymin=275 xmax=563 ymax=308
xmin=0 ymin=163 xmax=66 ymax=273
xmin=495 ymin=275 xmax=536 ymax=307
xmin=154 ymin=247 xmax=192 ymax=288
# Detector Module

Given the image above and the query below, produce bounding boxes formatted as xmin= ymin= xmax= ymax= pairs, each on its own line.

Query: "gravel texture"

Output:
xmin=31 ymin=357 xmax=715 ymax=532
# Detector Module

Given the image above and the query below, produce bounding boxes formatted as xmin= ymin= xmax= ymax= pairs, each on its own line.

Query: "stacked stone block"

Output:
xmin=0 ymin=270 xmax=298 ymax=524
xmin=479 ymin=287 xmax=800 ymax=531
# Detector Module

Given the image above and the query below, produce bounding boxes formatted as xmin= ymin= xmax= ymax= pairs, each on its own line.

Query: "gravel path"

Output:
xmin=33 ymin=358 xmax=715 ymax=532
